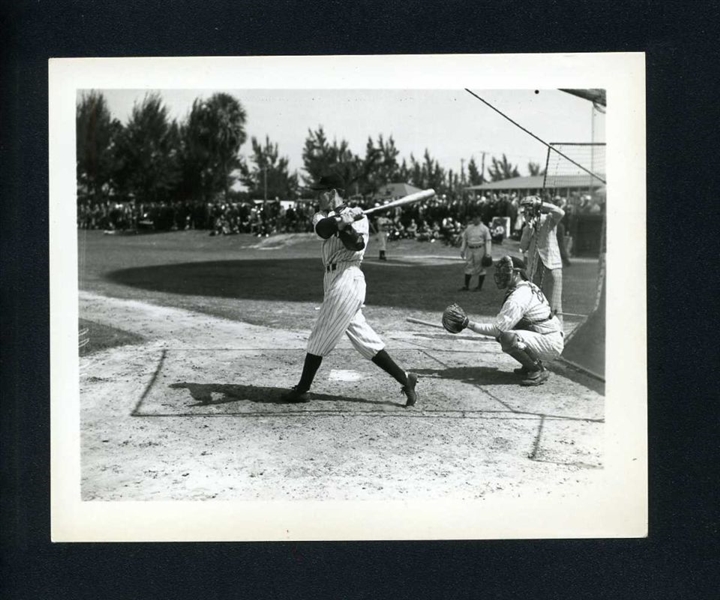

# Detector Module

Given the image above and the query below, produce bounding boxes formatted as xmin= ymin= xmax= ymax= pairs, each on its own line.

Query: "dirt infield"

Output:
xmin=79 ymin=263 xmax=604 ymax=501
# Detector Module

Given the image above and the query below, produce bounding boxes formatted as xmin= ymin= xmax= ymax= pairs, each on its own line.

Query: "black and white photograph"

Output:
xmin=50 ymin=54 xmax=646 ymax=541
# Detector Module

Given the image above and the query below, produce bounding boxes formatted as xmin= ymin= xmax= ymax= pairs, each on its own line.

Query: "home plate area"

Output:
xmin=136 ymin=348 xmax=604 ymax=423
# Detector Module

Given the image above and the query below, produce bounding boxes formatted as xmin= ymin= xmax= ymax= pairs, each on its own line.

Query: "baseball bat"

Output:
xmin=354 ymin=189 xmax=436 ymax=220
xmin=406 ymin=316 xmax=445 ymax=330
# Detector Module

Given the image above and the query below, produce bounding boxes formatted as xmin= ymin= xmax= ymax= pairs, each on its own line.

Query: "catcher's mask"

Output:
xmin=493 ymin=256 xmax=528 ymax=289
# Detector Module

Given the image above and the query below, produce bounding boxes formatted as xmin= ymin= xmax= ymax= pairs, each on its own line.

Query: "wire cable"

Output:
xmin=464 ymin=89 xmax=606 ymax=185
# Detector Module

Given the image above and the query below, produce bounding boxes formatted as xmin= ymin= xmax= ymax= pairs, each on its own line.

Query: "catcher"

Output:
xmin=442 ymin=255 xmax=564 ymax=386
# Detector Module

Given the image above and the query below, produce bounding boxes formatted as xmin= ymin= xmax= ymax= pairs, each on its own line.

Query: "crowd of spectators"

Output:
xmin=77 ymin=199 xmax=317 ymax=236
xmin=77 ymin=189 xmax=603 ymax=247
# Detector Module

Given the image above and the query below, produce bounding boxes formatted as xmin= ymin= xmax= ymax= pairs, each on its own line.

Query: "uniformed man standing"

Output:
xmin=374 ymin=213 xmax=392 ymax=261
xmin=459 ymin=213 xmax=492 ymax=291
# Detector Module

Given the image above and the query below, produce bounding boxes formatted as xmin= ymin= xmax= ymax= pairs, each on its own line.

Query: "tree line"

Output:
xmin=77 ymin=91 xmax=542 ymax=205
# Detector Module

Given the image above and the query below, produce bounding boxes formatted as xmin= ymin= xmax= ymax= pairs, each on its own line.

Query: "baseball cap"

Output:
xmin=310 ymin=173 xmax=346 ymax=192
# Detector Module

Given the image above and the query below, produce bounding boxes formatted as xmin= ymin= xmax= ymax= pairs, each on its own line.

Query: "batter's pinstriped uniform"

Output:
xmin=306 ymin=208 xmax=385 ymax=360
xmin=520 ymin=206 xmax=565 ymax=318
xmin=471 ymin=281 xmax=564 ymax=361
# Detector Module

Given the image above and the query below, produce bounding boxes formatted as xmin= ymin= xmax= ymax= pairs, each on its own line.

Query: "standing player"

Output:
xmin=374 ymin=213 xmax=392 ymax=261
xmin=552 ymin=196 xmax=572 ymax=267
xmin=442 ymin=256 xmax=564 ymax=386
xmin=280 ymin=173 xmax=418 ymax=407
xmin=519 ymin=196 xmax=565 ymax=321
xmin=458 ymin=213 xmax=492 ymax=291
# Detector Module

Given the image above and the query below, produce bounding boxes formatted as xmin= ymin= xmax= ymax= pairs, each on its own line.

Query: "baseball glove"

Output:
xmin=481 ymin=255 xmax=494 ymax=267
xmin=442 ymin=303 xmax=469 ymax=333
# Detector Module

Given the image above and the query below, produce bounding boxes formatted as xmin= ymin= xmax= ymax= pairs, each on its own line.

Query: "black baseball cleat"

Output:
xmin=280 ymin=386 xmax=310 ymax=403
xmin=513 ymin=366 xmax=530 ymax=376
xmin=458 ymin=286 xmax=469 ymax=292
xmin=402 ymin=373 xmax=419 ymax=407
xmin=520 ymin=368 xmax=550 ymax=387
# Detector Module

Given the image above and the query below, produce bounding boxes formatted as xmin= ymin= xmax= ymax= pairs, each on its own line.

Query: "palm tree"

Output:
xmin=488 ymin=154 xmax=520 ymax=181
xmin=182 ymin=93 xmax=247 ymax=202
xmin=527 ymin=161 xmax=545 ymax=177
xmin=203 ymin=93 xmax=247 ymax=200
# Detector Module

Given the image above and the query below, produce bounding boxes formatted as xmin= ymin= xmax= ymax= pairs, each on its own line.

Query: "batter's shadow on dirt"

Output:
xmin=414 ymin=366 xmax=521 ymax=385
xmin=169 ymin=382 xmax=401 ymax=407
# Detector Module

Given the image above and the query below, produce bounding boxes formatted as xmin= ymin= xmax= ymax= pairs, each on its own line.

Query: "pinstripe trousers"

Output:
xmin=307 ymin=264 xmax=385 ymax=360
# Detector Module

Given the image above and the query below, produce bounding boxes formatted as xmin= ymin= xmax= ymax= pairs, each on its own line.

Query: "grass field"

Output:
xmin=79 ymin=318 xmax=145 ymax=356
xmin=78 ymin=229 xmax=600 ymax=334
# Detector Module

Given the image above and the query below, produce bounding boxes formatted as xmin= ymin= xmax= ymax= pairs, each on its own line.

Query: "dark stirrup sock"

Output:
xmin=476 ymin=275 xmax=485 ymax=290
xmin=297 ymin=353 xmax=323 ymax=391
xmin=371 ymin=349 xmax=408 ymax=386
xmin=464 ymin=274 xmax=471 ymax=288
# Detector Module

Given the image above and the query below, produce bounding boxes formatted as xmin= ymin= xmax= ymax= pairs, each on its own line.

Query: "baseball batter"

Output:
xmin=459 ymin=213 xmax=492 ymax=291
xmin=280 ymin=173 xmax=418 ymax=407
xmin=442 ymin=255 xmax=564 ymax=386
xmin=519 ymin=196 xmax=565 ymax=321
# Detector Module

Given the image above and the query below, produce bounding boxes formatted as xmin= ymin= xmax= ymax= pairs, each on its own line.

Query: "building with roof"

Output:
xmin=372 ymin=182 xmax=423 ymax=201
xmin=465 ymin=174 xmax=604 ymax=196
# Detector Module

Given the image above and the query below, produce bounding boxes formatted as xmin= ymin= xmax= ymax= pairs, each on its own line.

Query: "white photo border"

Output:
xmin=50 ymin=53 xmax=647 ymax=542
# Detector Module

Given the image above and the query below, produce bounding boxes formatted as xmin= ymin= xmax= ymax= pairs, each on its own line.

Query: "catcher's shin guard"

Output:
xmin=498 ymin=332 xmax=542 ymax=372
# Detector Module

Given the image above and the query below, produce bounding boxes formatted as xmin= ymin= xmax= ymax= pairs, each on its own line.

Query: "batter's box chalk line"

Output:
xmin=128 ymin=348 xmax=604 ymax=423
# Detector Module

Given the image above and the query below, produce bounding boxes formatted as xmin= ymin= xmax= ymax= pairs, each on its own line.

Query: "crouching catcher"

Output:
xmin=442 ymin=255 xmax=564 ymax=386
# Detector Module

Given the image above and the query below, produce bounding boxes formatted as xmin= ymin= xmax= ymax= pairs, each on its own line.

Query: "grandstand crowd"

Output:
xmin=77 ymin=190 xmax=603 ymax=245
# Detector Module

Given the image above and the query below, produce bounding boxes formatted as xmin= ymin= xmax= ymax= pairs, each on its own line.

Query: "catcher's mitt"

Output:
xmin=442 ymin=303 xmax=469 ymax=334
xmin=481 ymin=255 xmax=493 ymax=268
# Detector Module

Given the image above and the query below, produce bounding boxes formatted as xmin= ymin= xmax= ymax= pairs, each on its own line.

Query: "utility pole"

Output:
xmin=480 ymin=151 xmax=486 ymax=183
xmin=263 ymin=165 xmax=267 ymax=202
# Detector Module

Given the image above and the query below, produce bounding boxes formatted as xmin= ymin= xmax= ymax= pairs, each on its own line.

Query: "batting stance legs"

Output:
xmin=283 ymin=265 xmax=418 ymax=407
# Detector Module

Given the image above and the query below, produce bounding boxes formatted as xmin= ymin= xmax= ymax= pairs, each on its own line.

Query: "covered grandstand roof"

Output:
xmin=465 ymin=174 xmax=605 ymax=191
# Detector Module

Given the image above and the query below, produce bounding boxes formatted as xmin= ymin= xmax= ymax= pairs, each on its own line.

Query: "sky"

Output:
xmin=97 ymin=88 xmax=605 ymax=181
